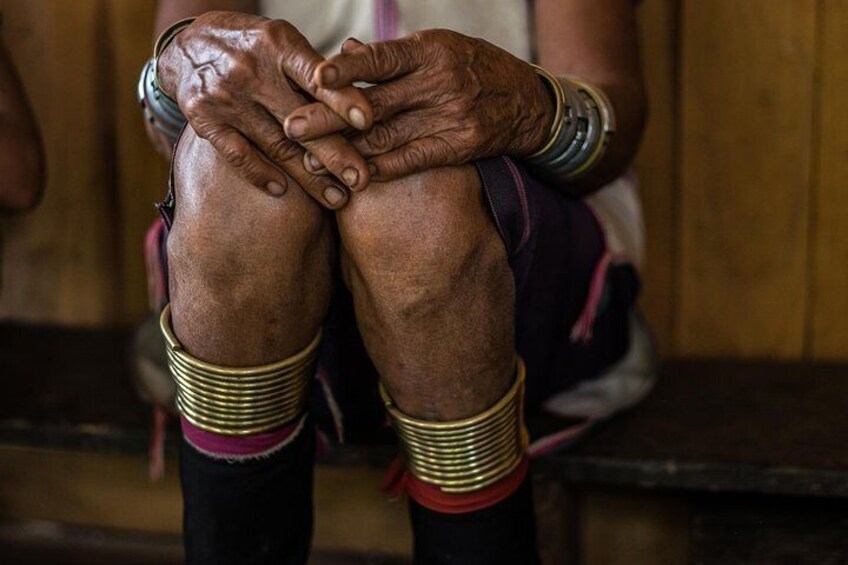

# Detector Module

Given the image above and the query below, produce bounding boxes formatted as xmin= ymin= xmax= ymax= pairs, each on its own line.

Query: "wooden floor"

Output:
xmin=0 ymin=446 xmax=413 ymax=562
xmin=0 ymin=446 xmax=695 ymax=564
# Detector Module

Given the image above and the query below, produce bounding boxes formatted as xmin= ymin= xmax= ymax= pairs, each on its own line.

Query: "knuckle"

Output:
xmin=455 ymin=95 xmax=477 ymax=115
xmin=319 ymin=142 xmax=362 ymax=173
xmin=226 ymin=52 xmax=254 ymax=81
xmin=365 ymin=123 xmax=396 ymax=153
xmin=401 ymin=144 xmax=427 ymax=170
xmin=466 ymin=121 xmax=485 ymax=143
xmin=306 ymin=147 xmax=338 ymax=171
xmin=369 ymin=43 xmax=403 ymax=77
xmin=363 ymin=43 xmax=384 ymax=70
xmin=367 ymin=93 xmax=387 ymax=119
xmin=181 ymin=95 xmax=207 ymax=118
xmin=267 ymin=137 xmax=300 ymax=161
xmin=202 ymin=81 xmax=230 ymax=102
xmin=288 ymin=55 xmax=318 ymax=92
xmin=410 ymin=30 xmax=433 ymax=45
xmin=268 ymin=18 xmax=296 ymax=41
xmin=367 ymin=88 xmax=397 ymax=120
xmin=221 ymin=141 xmax=252 ymax=169
xmin=443 ymin=69 xmax=464 ymax=92
xmin=186 ymin=83 xmax=232 ymax=116
xmin=309 ymin=104 xmax=336 ymax=127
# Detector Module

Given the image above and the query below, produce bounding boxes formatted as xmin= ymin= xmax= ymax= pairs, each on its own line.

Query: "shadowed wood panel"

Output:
xmin=812 ymin=0 xmax=848 ymax=361
xmin=0 ymin=447 xmax=412 ymax=557
xmin=582 ymin=491 xmax=689 ymax=565
xmin=634 ymin=0 xmax=678 ymax=355
xmin=107 ymin=1 xmax=170 ymax=322
xmin=0 ymin=0 xmax=120 ymax=325
xmin=676 ymin=0 xmax=815 ymax=357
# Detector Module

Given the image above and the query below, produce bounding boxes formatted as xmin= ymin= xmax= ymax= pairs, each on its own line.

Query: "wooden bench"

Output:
xmin=534 ymin=359 xmax=848 ymax=564
xmin=2 ymin=322 xmax=847 ymax=563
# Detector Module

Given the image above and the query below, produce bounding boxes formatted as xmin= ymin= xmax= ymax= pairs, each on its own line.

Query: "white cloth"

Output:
xmin=260 ymin=0 xmax=531 ymax=59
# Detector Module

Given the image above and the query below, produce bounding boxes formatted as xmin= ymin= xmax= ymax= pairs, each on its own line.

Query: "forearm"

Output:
xmin=155 ymin=0 xmax=257 ymax=35
xmin=534 ymin=0 xmax=647 ymax=194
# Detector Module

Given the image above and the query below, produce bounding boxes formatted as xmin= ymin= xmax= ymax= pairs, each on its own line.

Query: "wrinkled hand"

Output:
xmin=283 ymin=30 xmax=554 ymax=181
xmin=157 ymin=11 xmax=376 ymax=208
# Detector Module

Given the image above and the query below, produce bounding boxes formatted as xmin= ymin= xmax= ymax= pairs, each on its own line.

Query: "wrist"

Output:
xmin=515 ymin=67 xmax=558 ymax=157
xmin=522 ymin=69 xmax=617 ymax=188
xmin=154 ymin=17 xmax=196 ymax=101
xmin=156 ymin=41 xmax=182 ymax=101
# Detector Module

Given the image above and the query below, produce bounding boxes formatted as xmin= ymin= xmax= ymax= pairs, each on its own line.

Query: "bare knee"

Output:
xmin=167 ymin=128 xmax=334 ymax=364
xmin=337 ymin=166 xmax=515 ymax=417
xmin=337 ymin=166 xmax=510 ymax=317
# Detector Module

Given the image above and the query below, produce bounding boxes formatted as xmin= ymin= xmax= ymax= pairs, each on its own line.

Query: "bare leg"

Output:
xmin=168 ymin=128 xmax=334 ymax=565
xmin=168 ymin=131 xmax=334 ymax=365
xmin=338 ymin=165 xmax=538 ymax=565
xmin=337 ymin=165 xmax=515 ymax=421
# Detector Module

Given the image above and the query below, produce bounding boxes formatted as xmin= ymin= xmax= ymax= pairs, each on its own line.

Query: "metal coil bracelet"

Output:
xmin=381 ymin=358 xmax=529 ymax=494
xmin=160 ymin=304 xmax=320 ymax=436
xmin=137 ymin=58 xmax=186 ymax=142
xmin=137 ymin=18 xmax=195 ymax=143
xmin=527 ymin=65 xmax=616 ymax=186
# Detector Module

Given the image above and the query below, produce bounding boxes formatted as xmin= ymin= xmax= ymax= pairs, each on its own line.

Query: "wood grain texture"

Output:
xmin=0 ymin=447 xmax=412 ymax=557
xmin=107 ymin=1 xmax=170 ymax=321
xmin=676 ymin=0 xmax=816 ymax=357
xmin=811 ymin=0 xmax=848 ymax=360
xmin=633 ymin=0 xmax=678 ymax=355
xmin=0 ymin=0 xmax=121 ymax=324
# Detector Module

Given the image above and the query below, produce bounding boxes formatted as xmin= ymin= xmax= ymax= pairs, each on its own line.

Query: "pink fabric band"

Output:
xmin=180 ymin=416 xmax=303 ymax=459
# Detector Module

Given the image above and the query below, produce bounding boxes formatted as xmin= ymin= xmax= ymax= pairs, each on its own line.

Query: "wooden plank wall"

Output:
xmin=634 ymin=0 xmax=678 ymax=355
xmin=812 ymin=0 xmax=848 ymax=360
xmin=676 ymin=0 xmax=816 ymax=358
xmin=1 ymin=0 xmax=847 ymax=363
xmin=0 ymin=0 xmax=165 ymax=325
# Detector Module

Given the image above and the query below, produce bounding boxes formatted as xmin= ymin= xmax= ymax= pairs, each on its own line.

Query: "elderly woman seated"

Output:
xmin=139 ymin=1 xmax=651 ymax=562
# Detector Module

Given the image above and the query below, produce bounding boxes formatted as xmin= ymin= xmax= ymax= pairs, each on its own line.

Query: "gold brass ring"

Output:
xmin=161 ymin=303 xmax=319 ymax=436
xmin=382 ymin=358 xmax=529 ymax=493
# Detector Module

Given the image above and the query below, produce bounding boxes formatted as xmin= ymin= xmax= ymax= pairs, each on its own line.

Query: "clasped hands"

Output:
xmin=157 ymin=11 xmax=553 ymax=209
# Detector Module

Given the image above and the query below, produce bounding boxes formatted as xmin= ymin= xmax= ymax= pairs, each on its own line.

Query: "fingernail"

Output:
xmin=285 ymin=117 xmax=307 ymax=139
xmin=342 ymin=37 xmax=364 ymax=52
xmin=368 ymin=163 xmax=378 ymax=176
xmin=342 ymin=167 xmax=359 ymax=188
xmin=320 ymin=64 xmax=338 ymax=86
xmin=323 ymin=186 xmax=346 ymax=206
xmin=267 ymin=181 xmax=286 ymax=196
xmin=304 ymin=152 xmax=323 ymax=172
xmin=348 ymin=107 xmax=367 ymax=129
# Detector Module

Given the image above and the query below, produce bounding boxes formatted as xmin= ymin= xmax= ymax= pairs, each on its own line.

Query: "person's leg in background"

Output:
xmin=165 ymin=128 xmax=335 ymax=564
xmin=338 ymin=166 xmax=540 ymax=565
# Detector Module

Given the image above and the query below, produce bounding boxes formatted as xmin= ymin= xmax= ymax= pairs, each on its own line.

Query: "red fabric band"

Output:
xmin=382 ymin=457 xmax=530 ymax=514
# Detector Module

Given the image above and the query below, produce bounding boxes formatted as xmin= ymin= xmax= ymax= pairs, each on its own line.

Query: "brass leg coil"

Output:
xmin=380 ymin=358 xmax=529 ymax=494
xmin=160 ymin=304 xmax=320 ymax=436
